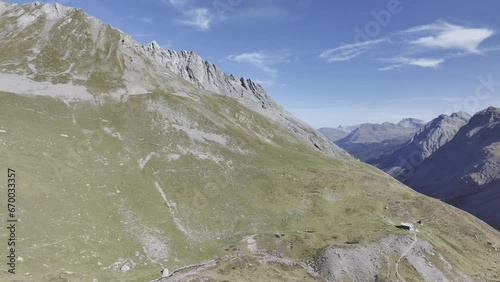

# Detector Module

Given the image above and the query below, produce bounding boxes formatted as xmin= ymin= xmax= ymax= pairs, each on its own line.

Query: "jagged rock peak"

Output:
xmin=34 ymin=1 xmax=73 ymax=19
xmin=414 ymin=111 xmax=471 ymax=138
xmin=406 ymin=111 xmax=472 ymax=157
xmin=374 ymin=110 xmax=473 ymax=179
xmin=478 ymin=106 xmax=500 ymax=118
xmin=467 ymin=106 xmax=500 ymax=126
xmin=141 ymin=40 xmax=276 ymax=109
xmin=240 ymin=77 xmax=262 ymax=91
xmin=0 ymin=1 xmax=7 ymax=12
xmin=144 ymin=41 xmax=266 ymax=93
xmin=148 ymin=40 xmax=161 ymax=51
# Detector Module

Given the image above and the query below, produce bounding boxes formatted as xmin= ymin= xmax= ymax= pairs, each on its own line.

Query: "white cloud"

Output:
xmin=408 ymin=58 xmax=444 ymax=68
xmin=227 ymin=51 xmax=289 ymax=76
xmin=441 ymin=97 xmax=464 ymax=102
xmin=321 ymin=21 xmax=497 ymax=71
xmin=139 ymin=17 xmax=153 ymax=24
xmin=379 ymin=57 xmax=445 ymax=71
xmin=319 ymin=38 xmax=387 ymax=62
xmin=221 ymin=0 xmax=309 ymax=22
xmin=254 ymin=79 xmax=286 ymax=87
xmin=162 ymin=0 xmax=213 ymax=30
xmin=165 ymin=0 xmax=191 ymax=7
xmin=403 ymin=21 xmax=495 ymax=53
xmin=177 ymin=8 xmax=213 ymax=30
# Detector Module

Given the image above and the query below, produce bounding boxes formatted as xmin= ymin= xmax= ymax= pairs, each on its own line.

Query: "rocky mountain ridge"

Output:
xmin=322 ymin=108 xmax=499 ymax=230
xmin=404 ymin=107 xmax=500 ymax=229
xmin=141 ymin=41 xmax=345 ymax=158
xmin=374 ymin=111 xmax=471 ymax=179
xmin=0 ymin=0 xmax=345 ymax=158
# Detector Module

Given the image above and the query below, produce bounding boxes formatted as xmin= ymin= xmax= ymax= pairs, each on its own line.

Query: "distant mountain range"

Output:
xmin=322 ymin=108 xmax=500 ymax=230
xmin=316 ymin=127 xmax=349 ymax=142
xmin=320 ymin=118 xmax=426 ymax=161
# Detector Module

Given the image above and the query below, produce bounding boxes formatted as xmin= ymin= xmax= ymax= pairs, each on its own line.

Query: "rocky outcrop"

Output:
xmin=143 ymin=42 xmax=272 ymax=108
xmin=314 ymin=235 xmax=472 ymax=282
xmin=142 ymin=41 xmax=276 ymax=114
xmin=412 ymin=111 xmax=471 ymax=159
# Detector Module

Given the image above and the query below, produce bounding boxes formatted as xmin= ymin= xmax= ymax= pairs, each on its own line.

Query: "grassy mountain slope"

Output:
xmin=0 ymin=2 xmax=498 ymax=281
xmin=1 ymin=90 xmax=499 ymax=281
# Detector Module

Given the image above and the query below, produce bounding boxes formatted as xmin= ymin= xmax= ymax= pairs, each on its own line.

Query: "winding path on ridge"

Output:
xmin=395 ymin=232 xmax=418 ymax=282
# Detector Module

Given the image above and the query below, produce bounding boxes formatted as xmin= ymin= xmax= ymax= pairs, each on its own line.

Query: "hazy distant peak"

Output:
xmin=450 ymin=111 xmax=472 ymax=121
xmin=336 ymin=124 xmax=361 ymax=133
xmin=397 ymin=118 xmax=426 ymax=129
xmin=337 ymin=121 xmax=422 ymax=145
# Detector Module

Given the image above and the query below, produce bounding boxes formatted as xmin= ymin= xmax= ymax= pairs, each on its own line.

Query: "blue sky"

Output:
xmin=8 ymin=0 xmax=500 ymax=127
